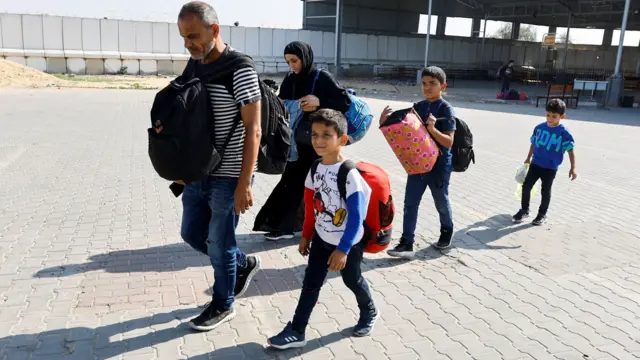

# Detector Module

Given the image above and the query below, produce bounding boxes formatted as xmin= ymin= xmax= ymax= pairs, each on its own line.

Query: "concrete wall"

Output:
xmin=1 ymin=13 xmax=638 ymax=76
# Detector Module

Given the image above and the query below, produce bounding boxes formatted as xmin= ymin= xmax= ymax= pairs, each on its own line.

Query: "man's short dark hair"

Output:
xmin=421 ymin=66 xmax=446 ymax=85
xmin=546 ymin=98 xmax=567 ymax=115
xmin=310 ymin=109 xmax=348 ymax=137
xmin=179 ymin=1 xmax=219 ymax=26
xmin=508 ymin=59 xmax=515 ymax=64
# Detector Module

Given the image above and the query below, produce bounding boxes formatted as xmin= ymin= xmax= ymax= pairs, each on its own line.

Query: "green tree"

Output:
xmin=556 ymin=32 xmax=573 ymax=44
xmin=519 ymin=25 xmax=538 ymax=42
xmin=492 ymin=23 xmax=513 ymax=39
xmin=491 ymin=23 xmax=538 ymax=42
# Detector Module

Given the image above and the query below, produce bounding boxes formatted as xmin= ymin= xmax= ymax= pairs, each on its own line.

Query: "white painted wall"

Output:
xmin=1 ymin=13 xmax=638 ymax=75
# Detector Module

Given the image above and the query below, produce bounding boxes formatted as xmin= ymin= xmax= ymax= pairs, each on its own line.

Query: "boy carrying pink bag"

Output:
xmin=380 ymin=107 xmax=439 ymax=175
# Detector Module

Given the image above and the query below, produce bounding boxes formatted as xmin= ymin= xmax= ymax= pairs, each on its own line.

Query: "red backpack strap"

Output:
xmin=337 ymin=160 xmax=357 ymax=201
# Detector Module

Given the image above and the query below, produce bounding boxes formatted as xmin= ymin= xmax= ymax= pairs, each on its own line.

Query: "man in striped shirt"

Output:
xmin=177 ymin=1 xmax=262 ymax=331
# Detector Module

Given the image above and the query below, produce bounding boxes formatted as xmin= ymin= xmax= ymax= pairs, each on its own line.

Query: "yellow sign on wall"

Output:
xmin=543 ymin=34 xmax=557 ymax=45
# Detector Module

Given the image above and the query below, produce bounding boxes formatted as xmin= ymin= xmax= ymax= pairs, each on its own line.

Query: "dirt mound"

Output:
xmin=0 ymin=59 xmax=65 ymax=88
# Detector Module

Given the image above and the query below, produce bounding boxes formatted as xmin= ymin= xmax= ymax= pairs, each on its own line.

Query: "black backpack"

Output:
xmin=256 ymin=78 xmax=292 ymax=175
xmin=451 ymin=117 xmax=475 ymax=172
xmin=417 ymin=101 xmax=475 ymax=173
xmin=148 ymin=50 xmax=291 ymax=182
xmin=148 ymin=72 xmax=223 ymax=182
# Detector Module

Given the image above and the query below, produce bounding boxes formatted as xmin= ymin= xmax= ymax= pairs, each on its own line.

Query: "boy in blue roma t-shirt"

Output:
xmin=513 ymin=98 xmax=577 ymax=226
xmin=380 ymin=66 xmax=457 ymax=258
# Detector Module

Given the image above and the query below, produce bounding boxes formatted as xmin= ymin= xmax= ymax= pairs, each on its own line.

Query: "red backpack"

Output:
xmin=310 ymin=160 xmax=395 ymax=253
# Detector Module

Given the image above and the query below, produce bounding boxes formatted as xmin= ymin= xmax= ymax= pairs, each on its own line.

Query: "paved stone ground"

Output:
xmin=1 ymin=88 xmax=640 ymax=360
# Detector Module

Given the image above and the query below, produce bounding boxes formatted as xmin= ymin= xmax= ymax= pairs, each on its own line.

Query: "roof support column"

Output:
xmin=471 ymin=18 xmax=481 ymax=38
xmin=418 ymin=0 xmax=434 ymax=84
xmin=603 ymin=28 xmax=613 ymax=47
xmin=614 ymin=0 xmax=631 ymax=76
xmin=511 ymin=22 xmax=520 ymax=40
xmin=334 ymin=0 xmax=343 ymax=77
xmin=423 ymin=0 xmax=434 ymax=68
xmin=480 ymin=13 xmax=488 ymax=68
xmin=562 ymin=13 xmax=572 ymax=71
xmin=436 ymin=16 xmax=446 ymax=36
xmin=607 ymin=0 xmax=631 ymax=107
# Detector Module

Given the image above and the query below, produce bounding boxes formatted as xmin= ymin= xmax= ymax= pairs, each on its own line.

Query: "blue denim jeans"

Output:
xmin=402 ymin=170 xmax=453 ymax=244
xmin=180 ymin=176 xmax=247 ymax=311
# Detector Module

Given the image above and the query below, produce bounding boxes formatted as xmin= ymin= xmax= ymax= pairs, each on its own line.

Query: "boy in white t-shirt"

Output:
xmin=268 ymin=109 xmax=378 ymax=350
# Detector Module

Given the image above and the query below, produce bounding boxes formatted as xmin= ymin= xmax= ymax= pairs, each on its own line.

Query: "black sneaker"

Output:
xmin=512 ymin=209 xmax=530 ymax=223
xmin=353 ymin=309 xmax=379 ymax=337
xmin=188 ymin=303 xmax=236 ymax=332
xmin=532 ymin=214 xmax=547 ymax=226
xmin=268 ymin=322 xmax=307 ymax=350
xmin=387 ymin=239 xmax=415 ymax=259
xmin=235 ymin=255 xmax=261 ymax=298
xmin=264 ymin=232 xmax=294 ymax=241
xmin=434 ymin=228 xmax=453 ymax=250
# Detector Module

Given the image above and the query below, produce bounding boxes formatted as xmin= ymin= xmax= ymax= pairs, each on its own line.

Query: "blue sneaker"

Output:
xmin=353 ymin=309 xmax=379 ymax=337
xmin=268 ymin=322 xmax=306 ymax=350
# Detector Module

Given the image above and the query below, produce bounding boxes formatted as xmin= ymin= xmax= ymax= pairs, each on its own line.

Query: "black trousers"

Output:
xmin=521 ymin=163 xmax=557 ymax=216
xmin=291 ymin=237 xmax=375 ymax=334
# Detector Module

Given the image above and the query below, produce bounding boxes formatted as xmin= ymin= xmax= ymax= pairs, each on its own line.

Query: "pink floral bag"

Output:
xmin=380 ymin=108 xmax=439 ymax=175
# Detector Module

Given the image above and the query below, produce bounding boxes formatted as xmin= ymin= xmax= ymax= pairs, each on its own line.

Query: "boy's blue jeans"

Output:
xmin=402 ymin=170 xmax=454 ymax=244
xmin=180 ymin=177 xmax=248 ymax=311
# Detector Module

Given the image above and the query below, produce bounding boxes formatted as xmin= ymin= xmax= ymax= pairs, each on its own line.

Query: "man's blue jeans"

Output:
xmin=180 ymin=177 xmax=247 ymax=311
xmin=402 ymin=170 xmax=453 ymax=244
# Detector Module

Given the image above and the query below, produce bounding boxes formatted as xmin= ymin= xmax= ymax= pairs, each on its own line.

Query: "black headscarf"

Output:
xmin=279 ymin=41 xmax=350 ymax=113
xmin=284 ymin=41 xmax=317 ymax=78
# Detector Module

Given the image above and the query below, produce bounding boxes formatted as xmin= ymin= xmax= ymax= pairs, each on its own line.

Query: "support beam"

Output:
xmin=607 ymin=0 xmax=631 ymax=107
xmin=614 ymin=0 xmax=630 ymax=75
xmin=334 ymin=0 xmax=343 ymax=77
xmin=436 ymin=16 xmax=446 ymax=36
xmin=419 ymin=0 xmax=434 ymax=87
xmin=302 ymin=0 xmax=307 ymax=28
xmin=562 ymin=13 xmax=572 ymax=71
xmin=424 ymin=0 xmax=433 ymax=67
xmin=511 ymin=22 xmax=520 ymax=40
xmin=602 ymin=28 xmax=614 ymax=46
xmin=471 ymin=18 xmax=481 ymax=38
xmin=456 ymin=0 xmax=484 ymax=12
xmin=480 ymin=14 xmax=488 ymax=68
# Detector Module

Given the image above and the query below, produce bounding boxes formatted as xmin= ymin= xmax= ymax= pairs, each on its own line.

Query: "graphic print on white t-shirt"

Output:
xmin=304 ymin=161 xmax=371 ymax=247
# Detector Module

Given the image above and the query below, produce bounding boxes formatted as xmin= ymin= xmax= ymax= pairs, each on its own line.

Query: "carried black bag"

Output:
xmin=212 ymin=51 xmax=292 ymax=175
xmin=148 ymin=49 xmax=291 ymax=181
xmin=451 ymin=117 xmax=475 ymax=172
xmin=417 ymin=101 xmax=475 ymax=173
xmin=257 ymin=79 xmax=292 ymax=174
xmin=148 ymin=67 xmax=236 ymax=182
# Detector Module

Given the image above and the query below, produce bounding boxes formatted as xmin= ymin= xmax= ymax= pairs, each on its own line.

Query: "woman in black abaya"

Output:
xmin=253 ymin=41 xmax=351 ymax=240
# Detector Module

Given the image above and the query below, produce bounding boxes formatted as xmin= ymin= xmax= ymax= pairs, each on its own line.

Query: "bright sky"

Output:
xmin=419 ymin=16 xmax=640 ymax=47
xmin=0 ymin=0 xmax=304 ymax=29
xmin=2 ymin=0 xmax=638 ymax=46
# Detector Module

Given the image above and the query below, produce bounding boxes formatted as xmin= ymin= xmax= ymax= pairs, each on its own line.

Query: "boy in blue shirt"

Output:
xmin=381 ymin=66 xmax=457 ymax=257
xmin=513 ymin=99 xmax=577 ymax=225
xmin=267 ymin=109 xmax=378 ymax=350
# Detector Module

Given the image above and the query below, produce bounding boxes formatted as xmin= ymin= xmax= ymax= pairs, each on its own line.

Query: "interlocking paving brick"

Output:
xmin=2 ymin=89 xmax=640 ymax=359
